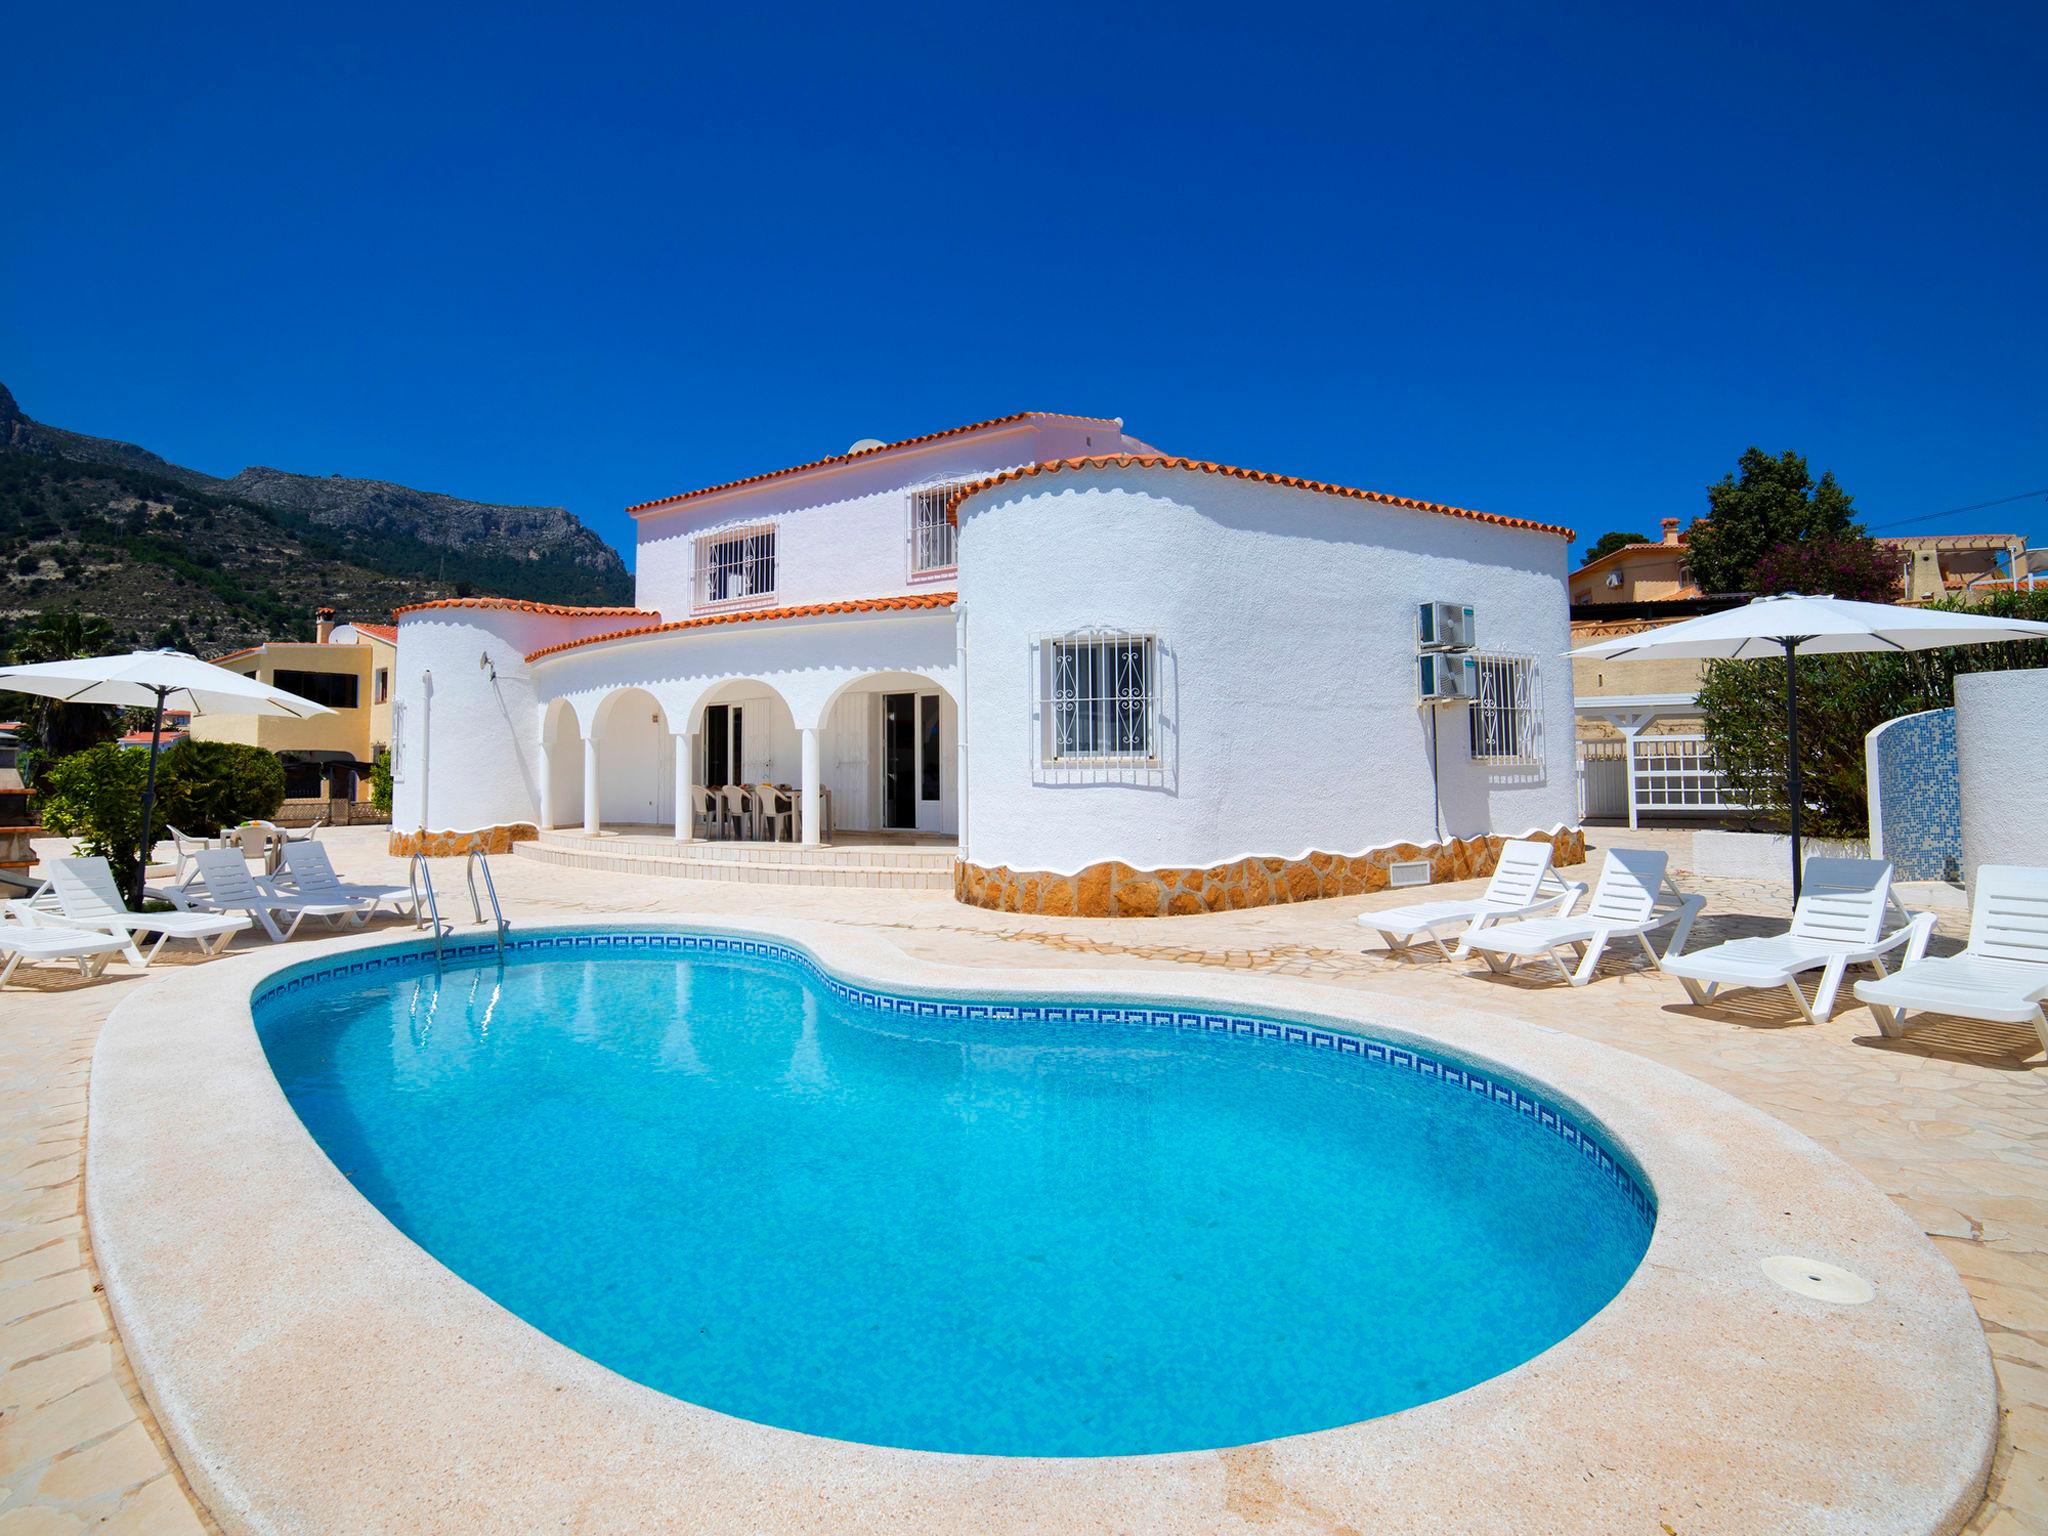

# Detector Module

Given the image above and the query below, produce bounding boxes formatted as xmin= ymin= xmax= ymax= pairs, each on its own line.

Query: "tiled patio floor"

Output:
xmin=6 ymin=825 xmax=2042 ymax=1533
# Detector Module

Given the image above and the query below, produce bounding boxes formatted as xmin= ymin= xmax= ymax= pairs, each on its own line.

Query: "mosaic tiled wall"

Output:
xmin=387 ymin=823 xmax=539 ymax=858
xmin=1869 ymin=709 xmax=1960 ymax=882
xmin=954 ymin=826 xmax=1586 ymax=917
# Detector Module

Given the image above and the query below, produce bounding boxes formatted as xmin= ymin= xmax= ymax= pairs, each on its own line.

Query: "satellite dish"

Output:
xmin=846 ymin=437 xmax=886 ymax=454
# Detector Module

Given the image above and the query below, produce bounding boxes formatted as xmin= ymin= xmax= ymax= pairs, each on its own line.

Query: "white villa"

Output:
xmin=389 ymin=412 xmax=1583 ymax=915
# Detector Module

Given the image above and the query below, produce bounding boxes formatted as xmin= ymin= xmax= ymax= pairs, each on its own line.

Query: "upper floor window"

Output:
xmin=694 ymin=524 xmax=777 ymax=610
xmin=1468 ymin=651 xmax=1541 ymax=765
xmin=273 ymin=668 xmax=359 ymax=710
xmin=908 ymin=485 xmax=961 ymax=576
xmin=373 ymin=667 xmax=390 ymax=704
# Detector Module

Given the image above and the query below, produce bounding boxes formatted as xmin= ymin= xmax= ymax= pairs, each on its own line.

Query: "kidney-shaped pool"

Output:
xmin=253 ymin=930 xmax=1653 ymax=1457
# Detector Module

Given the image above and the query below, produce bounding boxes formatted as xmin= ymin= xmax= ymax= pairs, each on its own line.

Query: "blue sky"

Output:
xmin=4 ymin=2 xmax=2044 ymax=572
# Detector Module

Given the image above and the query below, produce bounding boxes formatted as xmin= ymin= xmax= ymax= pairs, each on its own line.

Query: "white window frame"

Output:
xmin=907 ymin=484 xmax=962 ymax=578
xmin=1468 ymin=651 xmax=1542 ymax=766
xmin=1037 ymin=630 xmax=1161 ymax=784
xmin=693 ymin=523 xmax=778 ymax=611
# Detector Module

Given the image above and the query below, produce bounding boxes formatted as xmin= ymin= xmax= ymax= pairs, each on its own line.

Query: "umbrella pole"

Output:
xmin=134 ymin=685 xmax=167 ymax=911
xmin=1782 ymin=640 xmax=1803 ymax=906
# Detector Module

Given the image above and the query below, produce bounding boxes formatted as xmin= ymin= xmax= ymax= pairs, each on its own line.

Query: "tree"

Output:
xmin=1699 ymin=588 xmax=2048 ymax=837
xmin=1683 ymin=448 xmax=1862 ymax=596
xmin=35 ymin=742 xmax=153 ymax=871
xmin=1750 ymin=535 xmax=1902 ymax=603
xmin=1 ymin=611 xmax=119 ymax=782
xmin=157 ymin=740 xmax=287 ymax=834
xmin=1580 ymin=530 xmax=1650 ymax=566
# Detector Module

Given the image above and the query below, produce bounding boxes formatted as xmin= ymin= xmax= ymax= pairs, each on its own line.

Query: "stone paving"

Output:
xmin=2 ymin=824 xmax=2042 ymax=1533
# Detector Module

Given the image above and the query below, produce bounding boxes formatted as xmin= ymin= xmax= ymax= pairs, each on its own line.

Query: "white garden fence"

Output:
xmin=1577 ymin=734 xmax=1752 ymax=825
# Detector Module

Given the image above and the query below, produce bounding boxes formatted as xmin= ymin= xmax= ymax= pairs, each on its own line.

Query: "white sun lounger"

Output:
xmin=1461 ymin=847 xmax=1705 ymax=987
xmin=0 ymin=911 xmax=130 ymax=985
xmin=1358 ymin=840 xmax=1585 ymax=962
xmin=1855 ymin=864 xmax=2048 ymax=1056
xmin=182 ymin=848 xmax=368 ymax=943
xmin=273 ymin=841 xmax=418 ymax=922
xmin=1660 ymin=857 xmax=1934 ymax=1024
xmin=23 ymin=856 xmax=251 ymax=966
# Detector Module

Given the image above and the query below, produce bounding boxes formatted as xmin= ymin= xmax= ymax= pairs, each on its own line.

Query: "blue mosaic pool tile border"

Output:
xmin=252 ymin=929 xmax=1656 ymax=1227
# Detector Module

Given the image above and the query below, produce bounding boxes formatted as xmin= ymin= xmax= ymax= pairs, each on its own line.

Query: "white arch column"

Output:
xmin=536 ymin=736 xmax=553 ymax=831
xmin=673 ymin=730 xmax=694 ymax=840
xmin=800 ymin=727 xmax=821 ymax=846
xmin=581 ymin=733 xmax=600 ymax=834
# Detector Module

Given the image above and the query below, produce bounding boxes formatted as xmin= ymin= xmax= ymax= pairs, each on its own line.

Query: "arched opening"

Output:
xmin=590 ymin=687 xmax=675 ymax=831
xmin=814 ymin=671 xmax=959 ymax=837
xmin=540 ymin=699 xmax=582 ymax=829
xmin=689 ymin=679 xmax=798 ymax=791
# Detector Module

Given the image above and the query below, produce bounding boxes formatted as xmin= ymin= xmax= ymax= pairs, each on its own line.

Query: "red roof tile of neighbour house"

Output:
xmin=208 ymin=646 xmax=262 ymax=665
xmin=524 ymin=592 xmax=956 ymax=663
xmin=624 ymin=413 xmax=1125 ymax=516
xmin=349 ymin=622 xmax=399 ymax=643
xmin=392 ymin=598 xmax=657 ymax=621
xmin=944 ymin=455 xmax=1576 ymax=540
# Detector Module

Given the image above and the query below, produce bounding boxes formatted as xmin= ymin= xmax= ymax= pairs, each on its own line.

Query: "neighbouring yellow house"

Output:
xmin=193 ymin=609 xmax=398 ymax=801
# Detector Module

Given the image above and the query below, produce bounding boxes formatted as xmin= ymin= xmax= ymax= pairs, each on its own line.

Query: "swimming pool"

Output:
xmin=254 ymin=930 xmax=1653 ymax=1458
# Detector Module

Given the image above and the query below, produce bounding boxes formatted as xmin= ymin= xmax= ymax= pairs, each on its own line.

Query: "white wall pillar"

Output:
xmin=536 ymin=734 xmax=553 ymax=830
xmin=582 ymin=734 xmax=600 ymax=834
xmin=673 ymin=732 xmax=692 ymax=841
xmin=800 ymin=727 xmax=821 ymax=846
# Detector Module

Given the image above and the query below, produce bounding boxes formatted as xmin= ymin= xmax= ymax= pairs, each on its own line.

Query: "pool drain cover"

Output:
xmin=1761 ymin=1255 xmax=1875 ymax=1305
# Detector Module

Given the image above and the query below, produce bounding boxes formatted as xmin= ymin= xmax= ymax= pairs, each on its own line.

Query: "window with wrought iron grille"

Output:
xmin=693 ymin=524 xmax=777 ymax=609
xmin=1468 ymin=651 xmax=1541 ymax=764
xmin=908 ymin=484 xmax=961 ymax=575
xmin=1041 ymin=631 xmax=1158 ymax=767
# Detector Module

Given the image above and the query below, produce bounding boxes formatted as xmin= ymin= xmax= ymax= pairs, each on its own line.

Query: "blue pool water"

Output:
xmin=255 ymin=933 xmax=1653 ymax=1457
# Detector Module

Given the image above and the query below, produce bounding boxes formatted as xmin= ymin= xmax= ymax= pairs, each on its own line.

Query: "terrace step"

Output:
xmin=516 ymin=832 xmax=956 ymax=890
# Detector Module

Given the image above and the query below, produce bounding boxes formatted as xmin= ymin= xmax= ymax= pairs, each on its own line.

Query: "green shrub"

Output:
xmin=369 ymin=748 xmax=392 ymax=814
xmin=158 ymin=739 xmax=287 ymax=834
xmin=35 ymin=743 xmax=154 ymax=870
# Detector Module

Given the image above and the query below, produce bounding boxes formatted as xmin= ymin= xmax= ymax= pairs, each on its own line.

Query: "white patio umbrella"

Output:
xmin=0 ymin=649 xmax=333 ymax=905
xmin=1571 ymin=594 xmax=2048 ymax=900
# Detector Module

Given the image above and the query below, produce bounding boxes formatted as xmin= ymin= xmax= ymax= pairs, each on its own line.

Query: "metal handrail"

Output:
xmin=465 ymin=850 xmax=508 ymax=956
xmin=408 ymin=852 xmax=448 ymax=970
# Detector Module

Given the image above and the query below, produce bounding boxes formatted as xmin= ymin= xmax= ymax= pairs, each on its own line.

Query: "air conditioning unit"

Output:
xmin=1417 ymin=601 xmax=1476 ymax=651
xmin=1418 ymin=651 xmax=1476 ymax=704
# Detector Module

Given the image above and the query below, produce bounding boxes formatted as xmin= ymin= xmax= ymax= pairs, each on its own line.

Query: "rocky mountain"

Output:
xmin=0 ymin=383 xmax=633 ymax=652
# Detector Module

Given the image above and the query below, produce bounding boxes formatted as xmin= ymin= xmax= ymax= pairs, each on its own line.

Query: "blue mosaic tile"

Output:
xmin=1873 ymin=707 xmax=1961 ymax=883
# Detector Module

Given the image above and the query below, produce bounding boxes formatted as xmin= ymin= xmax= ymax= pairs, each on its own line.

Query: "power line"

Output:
xmin=1870 ymin=487 xmax=2048 ymax=532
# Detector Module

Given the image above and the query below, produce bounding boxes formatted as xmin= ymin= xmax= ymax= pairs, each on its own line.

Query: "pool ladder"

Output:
xmin=408 ymin=850 xmax=509 ymax=970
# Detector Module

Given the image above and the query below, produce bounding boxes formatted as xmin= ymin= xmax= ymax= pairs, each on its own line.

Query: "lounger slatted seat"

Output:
xmin=185 ymin=849 xmax=368 ymax=942
xmin=1855 ymin=865 xmax=2048 ymax=1055
xmin=1358 ymin=840 xmax=1584 ymax=963
xmin=274 ymin=842 xmax=418 ymax=922
xmin=25 ymin=857 xmax=250 ymax=965
xmin=0 ymin=911 xmax=130 ymax=984
xmin=1461 ymin=847 xmax=1705 ymax=987
xmin=1661 ymin=857 xmax=1934 ymax=1024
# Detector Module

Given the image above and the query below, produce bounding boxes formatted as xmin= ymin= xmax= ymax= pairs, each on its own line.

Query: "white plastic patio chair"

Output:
xmin=183 ymin=848 xmax=368 ymax=942
xmin=1461 ymin=847 xmax=1705 ymax=987
xmin=1855 ymin=864 xmax=2048 ymax=1056
xmin=1358 ymin=840 xmax=1585 ymax=963
xmin=0 ymin=908 xmax=130 ymax=984
xmin=1661 ymin=857 xmax=1934 ymax=1024
xmin=274 ymin=841 xmax=417 ymax=922
xmin=24 ymin=856 xmax=250 ymax=965
xmin=756 ymin=784 xmax=794 ymax=843
xmin=719 ymin=784 xmax=755 ymax=841
xmin=160 ymin=825 xmax=220 ymax=887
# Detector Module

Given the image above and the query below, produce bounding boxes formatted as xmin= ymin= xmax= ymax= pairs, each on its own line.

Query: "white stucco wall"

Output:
xmin=630 ymin=419 xmax=1136 ymax=616
xmin=957 ymin=467 xmax=1577 ymax=873
xmin=1955 ymin=667 xmax=2048 ymax=890
xmin=390 ymin=607 xmax=645 ymax=833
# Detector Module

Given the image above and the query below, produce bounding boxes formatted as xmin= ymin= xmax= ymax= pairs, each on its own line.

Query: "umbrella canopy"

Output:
xmin=1571 ymin=594 xmax=2048 ymax=899
xmin=0 ymin=648 xmax=335 ymax=718
xmin=0 ymin=649 xmax=333 ymax=906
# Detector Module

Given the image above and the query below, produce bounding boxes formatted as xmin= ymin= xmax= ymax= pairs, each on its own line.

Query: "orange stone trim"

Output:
xmin=945 ymin=455 xmax=1575 ymax=541
xmin=953 ymin=827 xmax=1586 ymax=917
xmin=387 ymin=824 xmax=539 ymax=858
xmin=523 ymin=591 xmax=957 ymax=664
xmin=392 ymin=598 xmax=655 ymax=621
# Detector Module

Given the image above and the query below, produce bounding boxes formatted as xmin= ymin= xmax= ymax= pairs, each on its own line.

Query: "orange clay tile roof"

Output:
xmin=349 ymin=622 xmax=399 ymax=643
xmin=525 ymin=592 xmax=956 ymax=663
xmin=392 ymin=598 xmax=656 ymax=621
xmin=624 ymin=413 xmax=1122 ymax=516
xmin=943 ymin=455 xmax=1575 ymax=540
xmin=207 ymin=646 xmax=262 ymax=665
